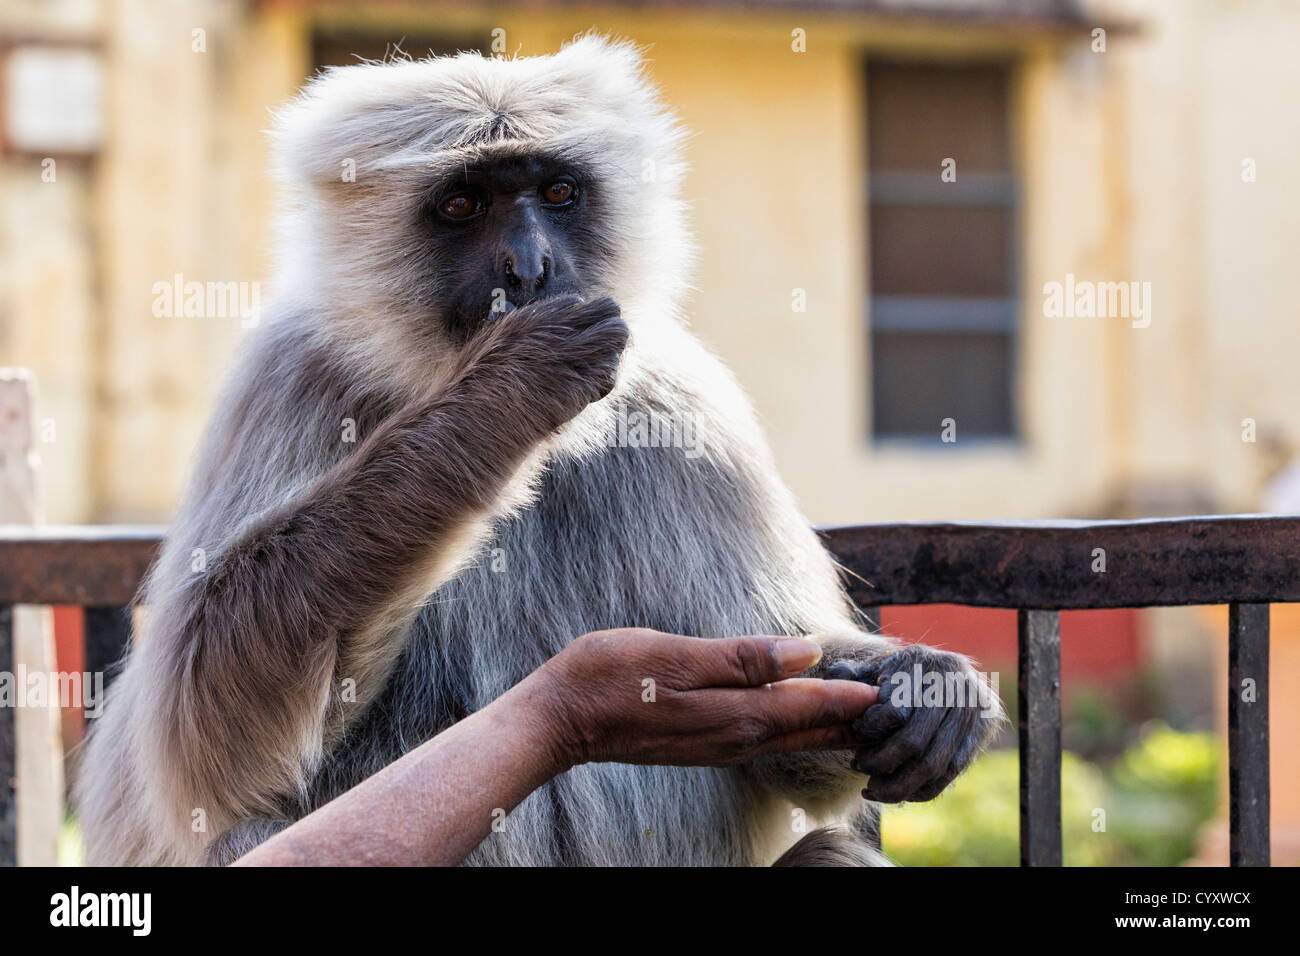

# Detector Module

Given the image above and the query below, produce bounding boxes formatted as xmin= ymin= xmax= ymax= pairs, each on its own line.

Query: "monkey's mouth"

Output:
xmin=484 ymin=300 xmax=519 ymax=322
xmin=481 ymin=287 xmax=582 ymax=324
xmin=449 ymin=286 xmax=583 ymax=343
xmin=445 ymin=299 xmax=513 ymax=344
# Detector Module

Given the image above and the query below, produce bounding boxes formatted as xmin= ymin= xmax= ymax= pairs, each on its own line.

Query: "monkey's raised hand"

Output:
xmin=467 ymin=294 xmax=627 ymax=433
xmin=826 ymin=646 xmax=1003 ymax=803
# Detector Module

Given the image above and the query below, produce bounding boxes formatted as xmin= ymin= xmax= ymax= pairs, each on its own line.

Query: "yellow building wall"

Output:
xmin=4 ymin=0 xmax=1300 ymax=532
xmin=70 ymin=3 xmax=1123 ymax=526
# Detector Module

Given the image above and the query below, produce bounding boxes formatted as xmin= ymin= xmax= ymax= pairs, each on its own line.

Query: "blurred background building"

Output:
xmin=2 ymin=0 xmax=1297 ymax=863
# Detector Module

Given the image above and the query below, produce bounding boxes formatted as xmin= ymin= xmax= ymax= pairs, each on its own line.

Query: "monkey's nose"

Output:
xmin=504 ymin=251 xmax=550 ymax=292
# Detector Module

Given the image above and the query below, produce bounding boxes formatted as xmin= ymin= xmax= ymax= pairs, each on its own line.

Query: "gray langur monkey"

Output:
xmin=75 ymin=35 xmax=1002 ymax=867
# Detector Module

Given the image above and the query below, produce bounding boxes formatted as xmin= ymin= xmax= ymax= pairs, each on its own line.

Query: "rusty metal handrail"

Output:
xmin=0 ymin=517 xmax=1281 ymax=866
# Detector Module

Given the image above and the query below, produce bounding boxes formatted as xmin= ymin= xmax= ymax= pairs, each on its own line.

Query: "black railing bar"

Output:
xmin=1228 ymin=603 xmax=1271 ymax=867
xmin=84 ymin=606 xmax=134 ymax=700
xmin=824 ymin=513 xmax=1300 ymax=532
xmin=1018 ymin=608 xmax=1063 ymax=866
xmin=821 ymin=516 xmax=1300 ymax=610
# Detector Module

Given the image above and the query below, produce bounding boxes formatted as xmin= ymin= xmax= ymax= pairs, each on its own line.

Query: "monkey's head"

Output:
xmin=270 ymin=35 xmax=691 ymax=363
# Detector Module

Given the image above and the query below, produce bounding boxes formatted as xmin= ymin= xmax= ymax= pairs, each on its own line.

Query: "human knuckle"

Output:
xmin=732 ymin=716 xmax=768 ymax=752
xmin=728 ymin=641 xmax=768 ymax=685
xmin=815 ymin=685 xmax=850 ymax=724
xmin=566 ymin=631 xmax=608 ymax=667
xmin=609 ymin=626 xmax=654 ymax=648
xmin=568 ymin=630 xmax=598 ymax=653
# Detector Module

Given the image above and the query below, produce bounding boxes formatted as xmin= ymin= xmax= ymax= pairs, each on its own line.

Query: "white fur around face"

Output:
xmin=267 ymin=35 xmax=696 ymax=398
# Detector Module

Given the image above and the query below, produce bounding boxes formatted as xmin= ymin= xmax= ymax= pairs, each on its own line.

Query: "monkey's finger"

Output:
xmin=572 ymin=295 xmax=622 ymax=329
xmin=863 ymin=759 xmax=933 ymax=803
xmin=903 ymin=719 xmax=993 ymax=802
xmin=826 ymin=660 xmax=876 ymax=683
xmin=503 ymin=291 xmax=583 ymax=320
xmin=949 ymin=715 xmax=989 ymax=772
xmin=852 ymin=698 xmax=945 ymax=775
xmin=861 ymin=704 xmax=965 ymax=796
xmin=867 ymin=742 xmax=965 ymax=803
xmin=905 ymin=765 xmax=963 ymax=803
xmin=851 ymin=696 xmax=909 ymax=741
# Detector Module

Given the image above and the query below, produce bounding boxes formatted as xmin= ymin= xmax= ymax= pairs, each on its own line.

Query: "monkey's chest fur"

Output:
xmin=301 ymin=404 xmax=804 ymax=865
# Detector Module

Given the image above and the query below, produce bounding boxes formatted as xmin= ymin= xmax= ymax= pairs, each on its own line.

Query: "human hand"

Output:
xmin=518 ymin=628 xmax=880 ymax=770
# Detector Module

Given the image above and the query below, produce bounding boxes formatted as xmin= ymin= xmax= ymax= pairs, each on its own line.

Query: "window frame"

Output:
xmin=865 ymin=56 xmax=1024 ymax=447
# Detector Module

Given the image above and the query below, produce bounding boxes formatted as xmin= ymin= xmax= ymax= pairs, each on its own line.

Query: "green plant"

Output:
xmin=881 ymin=724 xmax=1220 ymax=867
xmin=881 ymin=749 xmax=1112 ymax=866
xmin=1065 ymin=685 xmax=1128 ymax=759
xmin=60 ymin=812 xmax=84 ymax=867
xmin=1107 ymin=721 xmax=1218 ymax=866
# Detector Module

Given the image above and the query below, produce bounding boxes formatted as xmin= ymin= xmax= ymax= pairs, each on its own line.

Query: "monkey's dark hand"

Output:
xmin=826 ymin=645 xmax=1002 ymax=803
xmin=471 ymin=293 xmax=628 ymax=433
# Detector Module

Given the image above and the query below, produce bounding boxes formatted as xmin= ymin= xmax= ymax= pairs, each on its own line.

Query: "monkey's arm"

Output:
xmin=134 ymin=296 xmax=627 ymax=835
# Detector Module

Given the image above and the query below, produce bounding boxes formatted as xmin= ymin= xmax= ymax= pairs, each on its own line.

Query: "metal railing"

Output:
xmin=0 ymin=515 xmax=1287 ymax=866
xmin=820 ymin=515 xmax=1287 ymax=867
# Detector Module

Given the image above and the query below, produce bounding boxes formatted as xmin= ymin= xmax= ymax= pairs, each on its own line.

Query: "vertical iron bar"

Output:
xmin=83 ymin=605 xmax=133 ymax=702
xmin=1228 ymin=603 xmax=1270 ymax=867
xmin=0 ymin=605 xmax=15 ymax=866
xmin=1018 ymin=609 xmax=1062 ymax=866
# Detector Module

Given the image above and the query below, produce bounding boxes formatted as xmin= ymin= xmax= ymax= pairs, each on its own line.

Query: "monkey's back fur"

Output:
xmin=74 ymin=36 xmax=919 ymax=866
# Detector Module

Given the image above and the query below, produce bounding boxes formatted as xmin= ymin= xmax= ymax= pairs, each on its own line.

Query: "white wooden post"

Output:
xmin=0 ymin=369 xmax=64 ymax=866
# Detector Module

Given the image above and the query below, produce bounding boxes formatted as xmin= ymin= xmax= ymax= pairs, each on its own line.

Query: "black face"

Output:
xmin=418 ymin=154 xmax=610 ymax=343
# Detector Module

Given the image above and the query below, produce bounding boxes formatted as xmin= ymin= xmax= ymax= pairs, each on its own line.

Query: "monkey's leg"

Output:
xmin=772 ymin=825 xmax=892 ymax=867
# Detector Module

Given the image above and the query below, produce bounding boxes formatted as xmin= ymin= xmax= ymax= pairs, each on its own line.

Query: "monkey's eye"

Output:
xmin=540 ymin=180 xmax=577 ymax=208
xmin=437 ymin=192 xmax=485 ymax=221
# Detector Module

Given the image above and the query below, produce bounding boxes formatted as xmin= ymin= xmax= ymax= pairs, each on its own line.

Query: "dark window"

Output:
xmin=867 ymin=61 xmax=1018 ymax=441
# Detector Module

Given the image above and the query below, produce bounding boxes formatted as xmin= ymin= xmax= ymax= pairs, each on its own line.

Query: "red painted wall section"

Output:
xmin=52 ymin=605 xmax=85 ymax=751
xmin=880 ymin=605 xmax=1143 ymax=692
